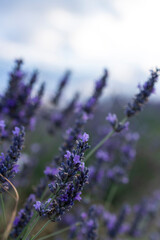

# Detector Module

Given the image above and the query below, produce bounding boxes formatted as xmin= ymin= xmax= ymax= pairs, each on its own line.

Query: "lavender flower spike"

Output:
xmin=10 ymin=194 xmax=36 ymax=238
xmin=0 ymin=126 xmax=25 ymax=189
xmin=79 ymin=206 xmax=98 ymax=240
xmin=34 ymin=132 xmax=90 ymax=222
xmin=51 ymin=70 xmax=71 ymax=105
xmin=126 ymin=69 xmax=159 ymax=117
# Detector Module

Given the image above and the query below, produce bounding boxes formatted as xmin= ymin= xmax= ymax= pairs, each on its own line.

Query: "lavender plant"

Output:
xmin=51 ymin=70 xmax=71 ymax=106
xmin=34 ymin=132 xmax=89 ymax=221
xmin=0 ymin=62 xmax=160 ymax=240
xmin=0 ymin=59 xmax=45 ymax=137
xmin=0 ymin=126 xmax=25 ymax=190
xmin=10 ymin=194 xmax=36 ymax=238
xmin=47 ymin=93 xmax=79 ymax=135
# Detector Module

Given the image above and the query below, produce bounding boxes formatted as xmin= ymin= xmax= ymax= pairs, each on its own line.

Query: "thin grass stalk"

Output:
xmin=37 ymin=222 xmax=81 ymax=240
xmin=30 ymin=220 xmax=51 ymax=240
xmin=0 ymin=193 xmax=6 ymax=226
xmin=0 ymin=174 xmax=19 ymax=240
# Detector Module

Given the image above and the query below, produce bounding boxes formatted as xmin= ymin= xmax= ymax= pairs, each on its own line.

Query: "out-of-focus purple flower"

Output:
xmin=81 ymin=132 xmax=89 ymax=143
xmin=12 ymin=126 xmax=20 ymax=136
xmin=108 ymin=204 xmax=130 ymax=238
xmin=44 ymin=167 xmax=58 ymax=178
xmin=0 ymin=127 xmax=25 ymax=190
xmin=75 ymin=192 xmax=82 ymax=201
xmin=51 ymin=70 xmax=71 ymax=106
xmin=96 ymin=150 xmax=109 ymax=162
xmin=106 ymin=113 xmax=117 ymax=125
xmin=64 ymin=150 xmax=71 ymax=160
xmin=79 ymin=205 xmax=98 ymax=240
xmin=33 ymin=201 xmax=42 ymax=211
xmin=0 ymin=120 xmax=5 ymax=129
xmin=106 ymin=113 xmax=129 ymax=132
xmin=0 ymin=60 xmax=45 ymax=137
xmin=126 ymin=69 xmax=159 ymax=117
xmin=10 ymin=194 xmax=36 ymax=238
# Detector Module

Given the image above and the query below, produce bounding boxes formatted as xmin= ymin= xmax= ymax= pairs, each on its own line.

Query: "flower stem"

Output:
xmin=17 ymin=188 xmax=49 ymax=240
xmin=30 ymin=220 xmax=51 ymax=240
xmin=85 ymin=117 xmax=127 ymax=162
xmin=105 ymin=184 xmax=118 ymax=209
xmin=85 ymin=129 xmax=114 ymax=162
xmin=37 ymin=222 xmax=81 ymax=240
xmin=21 ymin=215 xmax=40 ymax=240
xmin=16 ymin=213 xmax=37 ymax=240
xmin=0 ymin=194 xmax=6 ymax=225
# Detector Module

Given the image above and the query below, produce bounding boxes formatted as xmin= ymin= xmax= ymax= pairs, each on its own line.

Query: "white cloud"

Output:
xmin=1 ymin=0 xmax=160 ymax=98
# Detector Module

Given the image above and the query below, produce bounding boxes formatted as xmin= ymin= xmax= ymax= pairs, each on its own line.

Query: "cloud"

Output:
xmin=0 ymin=0 xmax=160 ymax=99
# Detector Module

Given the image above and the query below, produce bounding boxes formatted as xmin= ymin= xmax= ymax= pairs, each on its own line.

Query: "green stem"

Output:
xmin=85 ymin=129 xmax=114 ymax=162
xmin=16 ymin=213 xmax=38 ymax=240
xmin=0 ymin=193 xmax=6 ymax=225
xmin=22 ymin=216 xmax=40 ymax=240
xmin=30 ymin=220 xmax=51 ymax=240
xmin=105 ymin=184 xmax=118 ymax=209
xmin=85 ymin=117 xmax=127 ymax=162
xmin=37 ymin=222 xmax=81 ymax=240
xmin=17 ymin=187 xmax=49 ymax=240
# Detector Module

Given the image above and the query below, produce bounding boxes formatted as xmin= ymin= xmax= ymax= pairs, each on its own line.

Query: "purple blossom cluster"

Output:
xmin=78 ymin=206 xmax=98 ymax=240
xmin=0 ymin=126 xmax=25 ymax=190
xmin=0 ymin=59 xmax=45 ymax=137
xmin=47 ymin=93 xmax=79 ymax=135
xmin=10 ymin=194 xmax=36 ymax=238
xmin=62 ymin=190 xmax=160 ymax=240
xmin=88 ymin=129 xmax=139 ymax=200
xmin=126 ymin=69 xmax=159 ymax=117
xmin=51 ymin=70 xmax=71 ymax=106
xmin=34 ymin=133 xmax=89 ymax=221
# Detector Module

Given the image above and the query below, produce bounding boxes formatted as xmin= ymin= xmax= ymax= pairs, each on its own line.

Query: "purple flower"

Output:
xmin=75 ymin=192 xmax=82 ymax=201
xmin=106 ymin=113 xmax=129 ymax=132
xmin=0 ymin=59 xmax=44 ymax=136
xmin=64 ymin=150 xmax=71 ymax=160
xmin=96 ymin=150 xmax=109 ymax=162
xmin=73 ymin=155 xmax=81 ymax=164
xmin=10 ymin=194 xmax=36 ymax=238
xmin=126 ymin=69 xmax=159 ymax=117
xmin=79 ymin=206 xmax=98 ymax=240
xmin=51 ymin=70 xmax=71 ymax=105
xmin=12 ymin=127 xmax=20 ymax=136
xmin=0 ymin=120 xmax=5 ymax=129
xmin=0 ymin=127 xmax=25 ymax=189
xmin=44 ymin=167 xmax=58 ymax=177
xmin=81 ymin=212 xmax=87 ymax=220
xmin=13 ymin=164 xmax=19 ymax=174
xmin=33 ymin=201 xmax=42 ymax=211
xmin=106 ymin=113 xmax=117 ymax=125
xmin=81 ymin=132 xmax=89 ymax=143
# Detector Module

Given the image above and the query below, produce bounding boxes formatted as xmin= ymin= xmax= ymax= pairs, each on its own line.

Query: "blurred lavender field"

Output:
xmin=0 ymin=60 xmax=160 ymax=240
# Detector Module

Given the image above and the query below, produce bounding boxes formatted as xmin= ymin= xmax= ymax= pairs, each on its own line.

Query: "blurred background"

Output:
xmin=1 ymin=0 xmax=160 ymax=100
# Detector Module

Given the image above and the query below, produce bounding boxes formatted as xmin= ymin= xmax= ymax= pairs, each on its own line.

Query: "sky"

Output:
xmin=1 ymin=0 xmax=160 ymax=101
